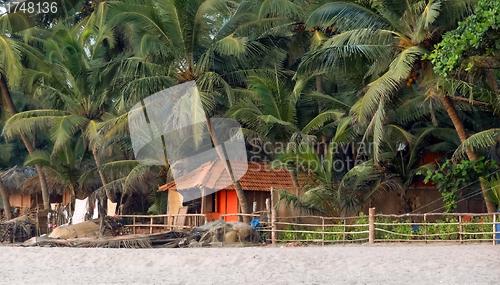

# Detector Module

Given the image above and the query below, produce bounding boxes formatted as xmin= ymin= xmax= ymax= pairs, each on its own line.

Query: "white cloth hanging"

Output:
xmin=107 ymin=199 xmax=117 ymax=216
xmin=72 ymin=198 xmax=88 ymax=224
xmin=93 ymin=200 xmax=99 ymax=219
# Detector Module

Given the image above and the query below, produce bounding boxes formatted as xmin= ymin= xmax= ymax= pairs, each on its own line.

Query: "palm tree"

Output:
xmin=2 ymin=24 xmax=124 ymax=202
xmin=270 ymin=142 xmax=401 ymax=217
xmin=295 ymin=0 xmax=500 ymax=212
xmin=228 ymin=74 xmax=299 ymax=143
xmin=0 ymin=16 xmax=52 ymax=209
xmin=98 ymin=0 xmax=302 ymax=221
xmin=23 ymin=140 xmax=100 ymax=199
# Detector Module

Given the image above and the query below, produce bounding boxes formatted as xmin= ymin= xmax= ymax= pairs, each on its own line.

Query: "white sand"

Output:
xmin=0 ymin=244 xmax=499 ymax=285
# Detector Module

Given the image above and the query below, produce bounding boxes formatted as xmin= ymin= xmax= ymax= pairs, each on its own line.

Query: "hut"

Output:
xmin=16 ymin=170 xmax=81 ymax=208
xmin=0 ymin=166 xmax=38 ymax=210
xmin=1 ymin=167 xmax=83 ymax=211
xmin=159 ymin=159 xmax=299 ymax=222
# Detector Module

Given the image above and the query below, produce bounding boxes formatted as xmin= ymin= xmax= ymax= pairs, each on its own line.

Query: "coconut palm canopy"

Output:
xmin=0 ymin=0 xmax=499 ymax=215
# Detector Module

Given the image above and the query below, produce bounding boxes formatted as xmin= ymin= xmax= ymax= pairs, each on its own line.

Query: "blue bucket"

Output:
xmin=496 ymin=223 xmax=500 ymax=244
xmin=496 ymin=209 xmax=500 ymax=244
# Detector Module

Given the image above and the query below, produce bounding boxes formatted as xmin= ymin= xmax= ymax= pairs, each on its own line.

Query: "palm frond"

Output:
xmin=306 ymin=2 xmax=389 ymax=31
xmin=453 ymin=129 xmax=500 ymax=160
xmin=301 ymin=110 xmax=344 ymax=135
xmin=2 ymin=110 xmax=69 ymax=139
xmin=51 ymin=115 xmax=90 ymax=155
xmin=413 ymin=0 xmax=442 ymax=43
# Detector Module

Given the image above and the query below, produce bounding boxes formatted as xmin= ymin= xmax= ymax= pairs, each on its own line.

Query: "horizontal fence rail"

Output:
xmin=116 ymin=214 xmax=207 ymax=234
xmin=115 ymin=209 xmax=500 ymax=245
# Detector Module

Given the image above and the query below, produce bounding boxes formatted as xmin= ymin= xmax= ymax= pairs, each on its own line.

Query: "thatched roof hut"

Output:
xmin=0 ymin=166 xmax=38 ymax=192
xmin=18 ymin=174 xmax=71 ymax=196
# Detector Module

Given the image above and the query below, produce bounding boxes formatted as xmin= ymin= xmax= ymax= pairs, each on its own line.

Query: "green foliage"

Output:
xmin=375 ymin=217 xmax=418 ymax=240
xmin=302 ymin=225 xmax=344 ymax=241
xmin=147 ymin=191 xmax=168 ymax=215
xmin=274 ymin=143 xmax=400 ymax=217
xmin=429 ymin=0 xmax=500 ymax=76
xmin=419 ymin=157 xmax=498 ymax=212
xmin=462 ymin=216 xmax=494 ymax=239
xmin=279 ymin=224 xmax=305 ymax=241
xmin=436 ymin=217 xmax=459 ymax=240
xmin=485 ymin=174 xmax=500 ymax=207
xmin=347 ymin=212 xmax=369 ymax=240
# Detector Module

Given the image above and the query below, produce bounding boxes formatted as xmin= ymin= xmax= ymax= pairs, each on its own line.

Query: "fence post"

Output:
xmin=322 ymin=217 xmax=325 ymax=246
xmin=133 ymin=216 xmax=136 ymax=234
xmin=271 ymin=187 xmax=277 ymax=245
xmin=343 ymin=218 xmax=346 ymax=245
xmin=369 ymin=207 xmax=375 ymax=244
xmin=150 ymin=216 xmax=153 ymax=234
xmin=459 ymin=215 xmax=463 ymax=244
xmin=424 ymin=214 xmax=427 ymax=244
xmin=493 ymin=213 xmax=496 ymax=246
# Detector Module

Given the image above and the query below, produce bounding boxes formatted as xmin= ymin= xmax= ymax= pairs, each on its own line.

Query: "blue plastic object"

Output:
xmin=411 ymin=226 xmax=420 ymax=233
xmin=496 ymin=208 xmax=500 ymax=244
xmin=495 ymin=224 xmax=500 ymax=244
xmin=250 ymin=218 xmax=260 ymax=228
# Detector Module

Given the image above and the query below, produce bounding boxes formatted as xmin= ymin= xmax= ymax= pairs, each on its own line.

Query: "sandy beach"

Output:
xmin=0 ymin=244 xmax=498 ymax=285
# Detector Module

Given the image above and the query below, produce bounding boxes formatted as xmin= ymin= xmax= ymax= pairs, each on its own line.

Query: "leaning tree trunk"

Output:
xmin=0 ymin=179 xmax=12 ymax=220
xmin=485 ymin=70 xmax=499 ymax=94
xmin=92 ymin=148 xmax=114 ymax=203
xmin=205 ymin=115 xmax=250 ymax=223
xmin=289 ymin=169 xmax=299 ymax=187
xmin=440 ymin=94 xmax=497 ymax=213
xmin=0 ymin=73 xmax=50 ymax=210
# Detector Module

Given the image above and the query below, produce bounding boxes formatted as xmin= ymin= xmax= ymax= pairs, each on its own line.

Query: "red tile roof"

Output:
xmin=159 ymin=159 xmax=298 ymax=192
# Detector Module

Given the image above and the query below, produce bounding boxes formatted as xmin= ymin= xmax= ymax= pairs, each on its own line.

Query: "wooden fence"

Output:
xmin=116 ymin=214 xmax=206 ymax=234
xmin=254 ymin=208 xmax=500 ymax=245
xmin=116 ymin=212 xmax=266 ymax=234
xmin=116 ymin=208 xmax=500 ymax=245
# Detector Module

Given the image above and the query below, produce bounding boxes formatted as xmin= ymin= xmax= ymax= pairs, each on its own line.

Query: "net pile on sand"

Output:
xmin=177 ymin=220 xmax=260 ymax=247
xmin=0 ymin=215 xmax=36 ymax=243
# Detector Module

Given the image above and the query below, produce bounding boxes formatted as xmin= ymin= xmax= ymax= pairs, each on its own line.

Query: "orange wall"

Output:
xmin=212 ymin=190 xmax=238 ymax=222
xmin=9 ymin=194 xmax=32 ymax=208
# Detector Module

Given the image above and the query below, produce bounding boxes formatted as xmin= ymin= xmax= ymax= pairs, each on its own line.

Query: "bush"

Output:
xmin=347 ymin=212 xmax=369 ymax=241
xmin=281 ymin=223 xmax=344 ymax=242
xmin=463 ymin=216 xmax=493 ymax=240
xmin=302 ymin=225 xmax=344 ymax=241
xmin=435 ymin=217 xmax=459 ymax=240
xmin=279 ymin=224 xmax=305 ymax=241
xmin=375 ymin=217 xmax=423 ymax=240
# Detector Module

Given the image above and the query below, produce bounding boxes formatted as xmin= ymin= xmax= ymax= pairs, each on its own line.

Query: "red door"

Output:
xmin=225 ymin=190 xmax=238 ymax=222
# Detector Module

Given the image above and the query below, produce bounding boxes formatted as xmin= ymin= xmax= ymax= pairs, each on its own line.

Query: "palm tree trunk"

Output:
xmin=0 ymin=73 xmax=51 ymax=210
xmin=440 ymin=94 xmax=497 ymax=213
xmin=289 ymin=169 xmax=299 ymax=187
xmin=205 ymin=115 xmax=250 ymax=223
xmin=316 ymin=75 xmax=323 ymax=92
xmin=92 ymin=149 xmax=114 ymax=202
xmin=486 ymin=70 xmax=499 ymax=94
xmin=0 ymin=179 xmax=12 ymax=220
